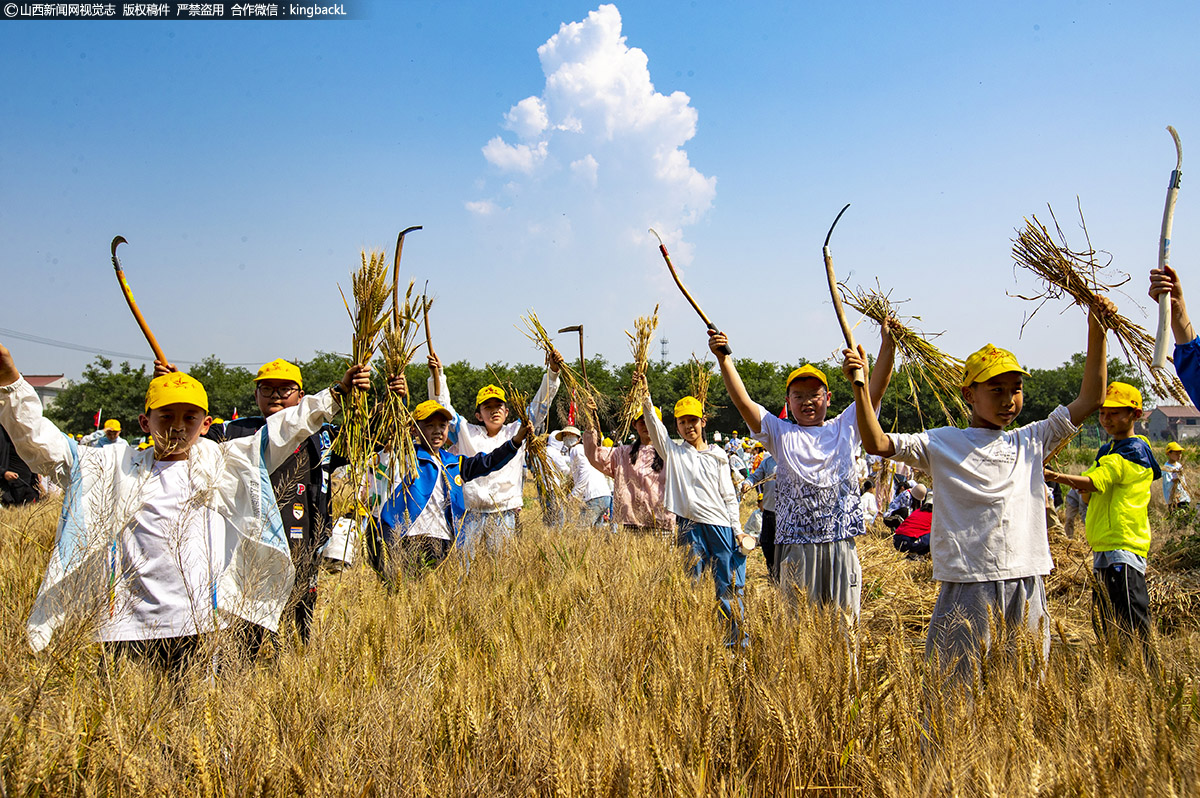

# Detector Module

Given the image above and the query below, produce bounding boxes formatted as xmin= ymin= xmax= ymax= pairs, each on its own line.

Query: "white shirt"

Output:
xmin=105 ymin=460 xmax=235 ymax=641
xmin=434 ymin=370 xmax=558 ymax=513
xmin=888 ymin=405 xmax=1077 ymax=582
xmin=860 ymin=493 xmax=879 ymax=524
xmin=752 ymin=403 xmax=865 ymax=545
xmin=642 ymin=394 xmax=740 ymax=532
xmin=568 ymin=444 xmax=612 ymax=501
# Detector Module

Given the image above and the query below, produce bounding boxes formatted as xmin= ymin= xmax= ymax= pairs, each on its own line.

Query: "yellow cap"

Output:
xmin=1167 ymin=441 xmax=1184 ymax=452
xmin=1101 ymin=382 xmax=1142 ymax=410
xmin=475 ymin=384 xmax=506 ymax=407
xmin=413 ymin=400 xmax=453 ymax=422
xmin=633 ymin=405 xmax=663 ymax=421
xmin=103 ymin=419 xmax=121 ymax=432
xmin=786 ymin=364 xmax=829 ymax=391
xmin=961 ymin=344 xmax=1030 ymax=387
xmin=602 ymin=437 xmax=614 ymax=447
xmin=211 ymin=417 xmax=225 ymax=425
xmin=145 ymin=373 xmax=209 ymax=413
xmin=255 ymin=359 xmax=303 ymax=388
xmin=674 ymin=396 xmax=704 ymax=419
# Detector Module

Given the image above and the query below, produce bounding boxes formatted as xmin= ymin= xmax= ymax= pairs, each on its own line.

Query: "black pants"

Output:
xmin=111 ymin=635 xmax=203 ymax=675
xmin=1093 ymin=563 xmax=1154 ymax=662
xmin=893 ymin=533 xmax=930 ymax=556
xmin=760 ymin=511 xmax=777 ymax=581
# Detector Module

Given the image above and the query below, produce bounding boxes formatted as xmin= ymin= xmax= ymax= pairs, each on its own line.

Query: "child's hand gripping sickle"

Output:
xmin=841 ymin=344 xmax=871 ymax=387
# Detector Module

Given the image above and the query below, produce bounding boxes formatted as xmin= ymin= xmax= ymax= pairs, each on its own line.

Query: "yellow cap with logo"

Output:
xmin=145 ymin=373 xmax=209 ymax=413
xmin=475 ymin=384 xmax=506 ymax=408
xmin=103 ymin=419 xmax=121 ymax=431
xmin=255 ymin=359 xmax=303 ymax=388
xmin=674 ymin=396 xmax=704 ymax=419
xmin=961 ymin=344 xmax=1030 ymax=387
xmin=1101 ymin=382 xmax=1142 ymax=410
xmin=786 ymin=364 xmax=829 ymax=391
xmin=413 ymin=400 xmax=453 ymax=422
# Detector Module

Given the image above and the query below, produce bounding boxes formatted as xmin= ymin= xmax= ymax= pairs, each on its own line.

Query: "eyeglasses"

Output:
xmin=787 ymin=390 xmax=827 ymax=404
xmin=257 ymin=385 xmax=299 ymax=399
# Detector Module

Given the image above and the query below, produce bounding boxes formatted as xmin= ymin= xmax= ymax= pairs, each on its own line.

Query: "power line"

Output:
xmin=0 ymin=327 xmax=265 ymax=367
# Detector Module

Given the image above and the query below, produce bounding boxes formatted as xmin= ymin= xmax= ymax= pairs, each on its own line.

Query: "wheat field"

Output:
xmin=1 ymin=455 xmax=1199 ymax=796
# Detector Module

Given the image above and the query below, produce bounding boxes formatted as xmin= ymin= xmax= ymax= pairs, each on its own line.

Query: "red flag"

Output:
xmin=778 ymin=403 xmax=788 ymax=420
xmin=93 ymin=408 xmax=102 ymax=428
xmin=232 ymin=407 xmax=239 ymax=420
xmin=567 ymin=389 xmax=576 ymax=426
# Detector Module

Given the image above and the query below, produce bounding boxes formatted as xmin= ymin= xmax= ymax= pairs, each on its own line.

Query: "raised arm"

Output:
xmin=528 ymin=348 xmax=564 ymax=431
xmin=633 ymin=373 xmax=674 ymax=461
xmin=0 ymin=344 xmax=74 ymax=478
xmin=1066 ymin=297 xmax=1112 ymax=427
xmin=845 ymin=344 xmax=896 ymax=458
xmin=867 ymin=319 xmax=898 ymax=415
xmin=709 ymin=330 xmax=763 ymax=434
xmin=1150 ymin=264 xmax=1196 ymax=345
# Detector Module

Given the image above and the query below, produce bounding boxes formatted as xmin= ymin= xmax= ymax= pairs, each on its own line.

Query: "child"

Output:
xmin=1044 ymin=382 xmax=1159 ymax=655
xmin=558 ymin=426 xmax=613 ymax=528
xmin=0 ymin=342 xmax=369 ymax=667
xmin=848 ymin=297 xmax=1111 ymax=681
xmin=893 ymin=490 xmax=932 ymax=557
xmin=635 ymin=373 xmax=747 ymax=646
xmin=376 ymin=372 xmax=530 ymax=578
xmin=581 ymin=405 xmax=675 ymax=536
xmin=1161 ymin=442 xmax=1191 ymax=510
xmin=202 ymin=357 xmax=347 ymax=644
xmin=709 ymin=323 xmax=896 ymax=624
xmin=428 ymin=350 xmax=562 ymax=557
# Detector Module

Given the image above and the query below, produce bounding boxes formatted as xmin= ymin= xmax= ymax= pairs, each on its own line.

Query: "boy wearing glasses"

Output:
xmin=709 ymin=324 xmax=896 ymax=623
xmin=206 ymin=358 xmax=346 ymax=643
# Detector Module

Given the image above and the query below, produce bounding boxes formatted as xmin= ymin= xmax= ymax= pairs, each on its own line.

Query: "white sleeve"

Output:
xmin=888 ymin=431 xmax=932 ymax=473
xmin=528 ymin=368 xmax=560 ymax=431
xmin=642 ymin=391 xmax=675 ymax=462
xmin=0 ymin=378 xmax=74 ymax=481
xmin=224 ymin=389 xmax=337 ymax=472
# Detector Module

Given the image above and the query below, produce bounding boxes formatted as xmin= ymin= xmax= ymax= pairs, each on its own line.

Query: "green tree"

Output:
xmin=46 ymin=358 xmax=151 ymax=437
xmin=186 ymin=356 xmax=255 ymax=421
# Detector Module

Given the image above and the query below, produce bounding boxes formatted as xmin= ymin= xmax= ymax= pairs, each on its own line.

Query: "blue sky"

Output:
xmin=2 ymin=1 xmax=1198 ymax=399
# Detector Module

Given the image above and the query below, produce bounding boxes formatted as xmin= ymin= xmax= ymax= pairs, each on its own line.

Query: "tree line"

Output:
xmin=44 ymin=351 xmax=1145 ymax=441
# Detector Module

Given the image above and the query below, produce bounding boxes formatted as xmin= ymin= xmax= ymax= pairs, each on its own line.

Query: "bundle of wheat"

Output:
xmin=615 ymin=306 xmax=658 ymax=442
xmin=842 ymin=284 xmax=969 ymax=428
xmin=378 ymin=280 xmax=428 ymax=485
xmin=688 ymin=354 xmax=714 ymax=415
xmin=334 ymin=250 xmax=390 ymax=486
xmin=506 ymin=382 xmax=569 ymax=523
xmin=519 ymin=310 xmax=605 ymax=432
xmin=1011 ymin=206 xmax=1190 ymax=404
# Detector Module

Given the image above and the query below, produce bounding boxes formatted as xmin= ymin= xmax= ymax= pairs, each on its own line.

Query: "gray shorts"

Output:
xmin=776 ymin=539 xmax=862 ymax=622
xmin=926 ymin=576 xmax=1051 ymax=683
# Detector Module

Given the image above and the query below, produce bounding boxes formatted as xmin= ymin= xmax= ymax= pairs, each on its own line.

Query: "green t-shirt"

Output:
xmin=1082 ymin=435 xmax=1161 ymax=558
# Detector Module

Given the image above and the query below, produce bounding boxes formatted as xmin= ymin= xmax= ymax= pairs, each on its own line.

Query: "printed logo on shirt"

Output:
xmin=289 ymin=526 xmax=304 ymax=539
xmin=454 ymin=475 xmax=463 ymax=486
xmin=293 ymin=503 xmax=305 ymax=520
xmin=296 ymin=484 xmax=305 ymax=496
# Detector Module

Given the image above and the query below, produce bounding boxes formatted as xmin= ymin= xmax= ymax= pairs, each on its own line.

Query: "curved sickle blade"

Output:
xmin=821 ymin=204 xmax=863 ymax=386
xmin=392 ymin=225 xmax=423 ymax=325
xmin=109 ymin=236 xmax=168 ymax=364
xmin=111 ymin=235 xmax=127 ymax=268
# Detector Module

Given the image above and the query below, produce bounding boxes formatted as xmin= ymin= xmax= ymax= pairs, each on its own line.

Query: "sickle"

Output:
xmin=822 ymin=204 xmax=863 ymax=386
xmin=392 ymin=225 xmax=423 ymax=326
xmin=111 ymin=236 xmax=168 ymax=364
xmin=1151 ymin=127 xmax=1183 ymax=375
xmin=649 ymin=228 xmax=731 ymax=355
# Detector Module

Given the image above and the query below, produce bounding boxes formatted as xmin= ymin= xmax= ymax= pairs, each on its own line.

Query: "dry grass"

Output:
xmin=1011 ymin=205 xmax=1191 ymax=404
xmin=1 ymin=473 xmax=1199 ymax=796
xmin=616 ymin=307 xmax=658 ymax=443
xmin=842 ymin=284 xmax=969 ymax=428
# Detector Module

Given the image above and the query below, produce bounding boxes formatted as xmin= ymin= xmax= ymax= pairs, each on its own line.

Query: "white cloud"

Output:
xmin=504 ymin=97 xmax=549 ymax=140
xmin=465 ymin=199 xmax=499 ymax=216
xmin=570 ymin=154 xmax=599 ymax=186
xmin=482 ymin=137 xmax=549 ymax=174
xmin=472 ymin=3 xmax=715 ymax=269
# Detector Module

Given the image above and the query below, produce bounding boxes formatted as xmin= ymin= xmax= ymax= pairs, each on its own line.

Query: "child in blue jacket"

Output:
xmin=376 ymin=376 xmax=530 ymax=577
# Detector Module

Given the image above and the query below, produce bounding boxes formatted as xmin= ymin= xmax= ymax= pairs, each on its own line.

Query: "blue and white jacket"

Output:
xmin=379 ymin=441 xmax=521 ymax=548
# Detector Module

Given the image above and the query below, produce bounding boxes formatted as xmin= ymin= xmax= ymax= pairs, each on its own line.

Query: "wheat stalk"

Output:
xmin=841 ymin=282 xmax=969 ymax=427
xmin=1011 ymin=204 xmax=1190 ymax=404
xmin=616 ymin=306 xmax=658 ymax=442
xmin=518 ymin=310 xmax=606 ymax=432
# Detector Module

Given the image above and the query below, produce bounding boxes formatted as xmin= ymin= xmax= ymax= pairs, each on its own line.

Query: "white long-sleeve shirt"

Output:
xmin=433 ymin=370 xmax=558 ymax=513
xmin=642 ymin=392 xmax=740 ymax=532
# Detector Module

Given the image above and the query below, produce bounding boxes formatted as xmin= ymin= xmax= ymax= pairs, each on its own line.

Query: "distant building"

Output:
xmin=1146 ymin=405 xmax=1200 ymax=441
xmin=22 ymin=375 xmax=66 ymax=409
